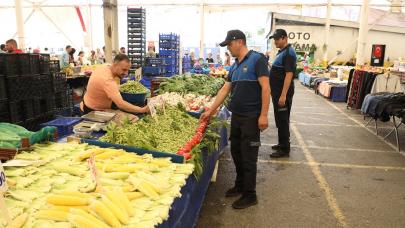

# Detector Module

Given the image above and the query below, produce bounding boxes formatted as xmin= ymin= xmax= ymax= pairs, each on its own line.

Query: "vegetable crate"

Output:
xmin=39 ymin=54 xmax=50 ymax=74
xmin=40 ymin=117 xmax=81 ymax=137
xmin=164 ymin=57 xmax=176 ymax=65
xmin=159 ymin=50 xmax=177 ymax=57
xmin=0 ymin=53 xmax=40 ymax=76
xmin=8 ymin=101 xmax=24 ymax=123
xmin=52 ymin=72 xmax=67 ymax=93
xmin=121 ymin=92 xmax=148 ymax=106
xmin=143 ymin=66 xmax=166 ymax=76
xmin=145 ymin=57 xmax=166 ymax=66
xmin=5 ymin=75 xmax=35 ymax=100
xmin=50 ymin=60 xmax=61 ymax=74
xmin=0 ymin=99 xmax=9 ymax=122
xmin=0 ymin=76 xmax=6 ymax=100
xmin=159 ymin=42 xmax=177 ymax=49
xmin=33 ymin=74 xmax=54 ymax=97
xmin=159 ymin=33 xmax=178 ymax=41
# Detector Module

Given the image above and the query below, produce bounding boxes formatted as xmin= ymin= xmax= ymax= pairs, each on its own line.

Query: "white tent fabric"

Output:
xmin=0 ymin=0 xmax=403 ymax=56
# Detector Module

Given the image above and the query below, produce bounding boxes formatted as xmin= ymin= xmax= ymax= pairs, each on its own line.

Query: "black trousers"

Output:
xmin=272 ymin=94 xmax=293 ymax=150
xmin=230 ymin=114 xmax=260 ymax=196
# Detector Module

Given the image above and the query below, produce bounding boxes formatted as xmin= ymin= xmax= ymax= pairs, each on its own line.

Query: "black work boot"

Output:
xmin=225 ymin=186 xmax=243 ymax=197
xmin=232 ymin=194 xmax=258 ymax=209
xmin=271 ymin=144 xmax=281 ymax=150
xmin=270 ymin=148 xmax=290 ymax=158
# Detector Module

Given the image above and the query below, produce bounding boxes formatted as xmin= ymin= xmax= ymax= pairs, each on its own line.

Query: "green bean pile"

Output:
xmin=120 ymin=80 xmax=149 ymax=94
xmin=99 ymin=106 xmax=199 ymax=153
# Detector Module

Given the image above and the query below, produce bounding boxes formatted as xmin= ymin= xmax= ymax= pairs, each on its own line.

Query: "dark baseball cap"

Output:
xmin=219 ymin=30 xmax=246 ymax=47
xmin=269 ymin=29 xmax=288 ymax=39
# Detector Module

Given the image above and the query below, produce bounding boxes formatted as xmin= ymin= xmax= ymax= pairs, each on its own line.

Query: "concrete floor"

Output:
xmin=197 ymin=82 xmax=405 ymax=228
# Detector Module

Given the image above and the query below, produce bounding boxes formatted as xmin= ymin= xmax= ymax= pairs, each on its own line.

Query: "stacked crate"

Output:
xmin=159 ymin=33 xmax=180 ymax=77
xmin=0 ymin=53 xmax=71 ymax=130
xmin=127 ymin=7 xmax=146 ymax=69
xmin=143 ymin=57 xmax=166 ymax=76
xmin=182 ymin=55 xmax=192 ymax=73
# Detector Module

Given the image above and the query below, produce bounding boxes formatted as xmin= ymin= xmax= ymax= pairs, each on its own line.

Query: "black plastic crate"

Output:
xmin=32 ymin=74 xmax=53 ymax=97
xmin=6 ymin=75 xmax=34 ymax=100
xmin=39 ymin=54 xmax=50 ymax=74
xmin=40 ymin=96 xmax=55 ymax=114
xmin=8 ymin=101 xmax=24 ymax=123
xmin=0 ymin=99 xmax=9 ymax=122
xmin=32 ymin=98 xmax=41 ymax=116
xmin=50 ymin=60 xmax=60 ymax=73
xmin=0 ymin=76 xmax=6 ymax=100
xmin=54 ymin=92 xmax=68 ymax=109
xmin=0 ymin=54 xmax=40 ymax=76
xmin=21 ymin=100 xmax=35 ymax=120
xmin=53 ymin=72 xmax=67 ymax=93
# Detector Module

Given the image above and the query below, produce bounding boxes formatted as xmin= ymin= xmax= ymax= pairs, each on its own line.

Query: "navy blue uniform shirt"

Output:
xmin=226 ymin=50 xmax=269 ymax=117
xmin=270 ymin=44 xmax=297 ymax=97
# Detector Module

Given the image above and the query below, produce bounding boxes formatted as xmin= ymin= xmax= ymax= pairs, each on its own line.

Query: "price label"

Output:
xmin=0 ymin=161 xmax=7 ymax=193
xmin=148 ymin=98 xmax=157 ymax=119
xmin=87 ymin=155 xmax=100 ymax=186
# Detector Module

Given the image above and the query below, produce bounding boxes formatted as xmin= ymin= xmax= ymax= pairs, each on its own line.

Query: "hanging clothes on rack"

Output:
xmin=370 ymin=73 xmax=402 ymax=94
xmin=346 ymin=70 xmax=378 ymax=109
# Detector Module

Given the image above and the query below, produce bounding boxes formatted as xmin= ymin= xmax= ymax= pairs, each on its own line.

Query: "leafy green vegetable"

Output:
xmin=120 ymin=80 xmax=149 ymax=94
xmin=158 ymin=74 xmax=224 ymax=96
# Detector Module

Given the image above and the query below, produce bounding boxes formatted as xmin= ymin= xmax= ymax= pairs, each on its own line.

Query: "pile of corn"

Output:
xmin=1 ymin=142 xmax=194 ymax=228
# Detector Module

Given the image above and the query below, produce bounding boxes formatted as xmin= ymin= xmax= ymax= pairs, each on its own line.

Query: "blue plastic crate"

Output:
xmin=145 ymin=57 xmax=165 ymax=66
xmin=140 ymin=76 xmax=154 ymax=89
xmin=165 ymin=65 xmax=176 ymax=72
xmin=159 ymin=33 xmax=177 ymax=41
xmin=164 ymin=58 xmax=176 ymax=65
xmin=159 ymin=42 xmax=177 ymax=49
xmin=143 ymin=66 xmax=165 ymax=75
xmin=40 ymin=117 xmax=81 ymax=137
xmin=159 ymin=50 xmax=177 ymax=56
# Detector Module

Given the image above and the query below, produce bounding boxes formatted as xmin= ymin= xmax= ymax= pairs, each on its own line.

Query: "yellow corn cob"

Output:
xmin=52 ymin=165 xmax=86 ymax=177
xmin=150 ymin=158 xmax=171 ymax=167
xmin=67 ymin=214 xmax=98 ymax=228
xmin=126 ymin=192 xmax=144 ymax=201
xmin=104 ymin=190 xmax=126 ymax=214
xmin=47 ymin=195 xmax=89 ymax=206
xmin=35 ymin=210 xmax=69 ymax=222
xmin=135 ymin=181 xmax=160 ymax=200
xmin=57 ymin=191 xmax=93 ymax=199
xmin=6 ymin=213 xmax=28 ymax=228
xmin=69 ymin=208 xmax=110 ymax=228
xmin=75 ymin=148 xmax=106 ymax=161
xmin=51 ymin=206 xmax=90 ymax=212
xmin=95 ymin=150 xmax=124 ymax=160
xmin=101 ymin=172 xmax=130 ymax=180
xmin=114 ymin=188 xmax=134 ymax=216
xmin=89 ymin=200 xmax=121 ymax=228
xmin=101 ymin=195 xmax=129 ymax=224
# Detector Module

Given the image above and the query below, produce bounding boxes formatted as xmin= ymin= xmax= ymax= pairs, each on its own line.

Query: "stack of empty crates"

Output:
xmin=0 ymin=53 xmax=71 ymax=130
xmin=143 ymin=58 xmax=166 ymax=76
xmin=183 ymin=54 xmax=192 ymax=73
xmin=159 ymin=33 xmax=180 ymax=77
xmin=127 ymin=7 xmax=146 ymax=70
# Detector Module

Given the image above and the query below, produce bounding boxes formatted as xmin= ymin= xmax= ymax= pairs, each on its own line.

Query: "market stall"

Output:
xmin=0 ymin=71 xmax=230 ymax=228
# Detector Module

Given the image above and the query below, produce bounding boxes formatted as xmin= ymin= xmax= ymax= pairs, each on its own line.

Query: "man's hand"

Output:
xmin=278 ymin=96 xmax=287 ymax=107
xmin=258 ymin=115 xmax=268 ymax=131
xmin=200 ymin=109 xmax=213 ymax=123
xmin=142 ymin=106 xmax=150 ymax=113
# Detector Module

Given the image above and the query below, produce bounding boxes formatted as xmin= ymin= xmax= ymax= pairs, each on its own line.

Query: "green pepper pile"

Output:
xmin=158 ymin=74 xmax=224 ymax=96
xmin=120 ymin=80 xmax=149 ymax=94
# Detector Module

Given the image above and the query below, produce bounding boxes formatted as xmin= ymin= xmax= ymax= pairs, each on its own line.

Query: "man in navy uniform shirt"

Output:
xmin=268 ymin=29 xmax=297 ymax=158
xmin=201 ymin=30 xmax=270 ymax=209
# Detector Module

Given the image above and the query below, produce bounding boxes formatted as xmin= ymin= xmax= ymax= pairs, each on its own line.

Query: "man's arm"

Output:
xmin=280 ymin=72 xmax=293 ymax=98
xmin=258 ymin=76 xmax=270 ymax=117
xmin=258 ymin=76 xmax=270 ymax=131
xmin=105 ymin=81 xmax=149 ymax=113
xmin=200 ymin=82 xmax=232 ymax=121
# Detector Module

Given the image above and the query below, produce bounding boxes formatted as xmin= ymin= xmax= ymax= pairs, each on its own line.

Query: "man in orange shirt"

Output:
xmin=80 ymin=54 xmax=149 ymax=114
xmin=5 ymin=39 xmax=23 ymax=53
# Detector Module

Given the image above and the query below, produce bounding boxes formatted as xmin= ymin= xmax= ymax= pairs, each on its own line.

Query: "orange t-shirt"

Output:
xmin=83 ymin=65 xmax=123 ymax=110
